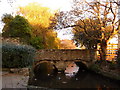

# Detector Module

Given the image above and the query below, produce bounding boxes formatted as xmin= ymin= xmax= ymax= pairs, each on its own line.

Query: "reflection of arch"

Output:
xmin=75 ymin=61 xmax=88 ymax=70
xmin=33 ymin=60 xmax=90 ymax=80
xmin=74 ymin=61 xmax=88 ymax=79
xmin=33 ymin=61 xmax=55 ymax=78
xmin=33 ymin=61 xmax=88 ymax=76
xmin=65 ymin=62 xmax=79 ymax=76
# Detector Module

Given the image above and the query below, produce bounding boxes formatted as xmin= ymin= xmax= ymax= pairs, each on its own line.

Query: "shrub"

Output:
xmin=2 ymin=42 xmax=36 ymax=68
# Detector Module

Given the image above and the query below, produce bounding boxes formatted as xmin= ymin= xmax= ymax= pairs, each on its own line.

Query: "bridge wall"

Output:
xmin=35 ymin=49 xmax=97 ymax=63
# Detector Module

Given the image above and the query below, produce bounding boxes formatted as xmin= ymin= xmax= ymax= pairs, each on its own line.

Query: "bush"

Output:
xmin=2 ymin=42 xmax=36 ymax=68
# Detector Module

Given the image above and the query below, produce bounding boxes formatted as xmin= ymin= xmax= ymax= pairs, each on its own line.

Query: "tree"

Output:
xmin=2 ymin=15 xmax=32 ymax=43
xmin=56 ymin=0 xmax=118 ymax=61
xmin=110 ymin=0 xmax=120 ymax=48
xmin=73 ymin=18 xmax=116 ymax=51
xmin=2 ymin=14 xmax=14 ymax=36
xmin=73 ymin=19 xmax=101 ymax=49
xmin=18 ymin=3 xmax=60 ymax=49
xmin=2 ymin=14 xmax=14 ymax=24
xmin=29 ymin=36 xmax=44 ymax=49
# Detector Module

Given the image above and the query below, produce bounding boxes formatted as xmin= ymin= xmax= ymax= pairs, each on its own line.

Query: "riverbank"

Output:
xmin=2 ymin=63 xmax=120 ymax=89
xmin=89 ymin=61 xmax=120 ymax=81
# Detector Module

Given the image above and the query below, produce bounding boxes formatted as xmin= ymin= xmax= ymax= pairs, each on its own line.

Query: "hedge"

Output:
xmin=2 ymin=42 xmax=36 ymax=68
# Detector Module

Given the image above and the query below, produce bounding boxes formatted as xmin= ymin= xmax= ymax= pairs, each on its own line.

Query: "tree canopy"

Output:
xmin=2 ymin=3 xmax=60 ymax=49
xmin=73 ymin=18 xmax=116 ymax=49
xmin=56 ymin=0 xmax=118 ymax=60
xmin=18 ymin=3 xmax=60 ymax=49
xmin=18 ymin=3 xmax=56 ymax=29
xmin=2 ymin=14 xmax=32 ymax=43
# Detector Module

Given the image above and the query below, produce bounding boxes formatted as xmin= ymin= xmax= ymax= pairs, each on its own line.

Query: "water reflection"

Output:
xmin=28 ymin=62 xmax=120 ymax=89
xmin=65 ymin=62 xmax=79 ymax=77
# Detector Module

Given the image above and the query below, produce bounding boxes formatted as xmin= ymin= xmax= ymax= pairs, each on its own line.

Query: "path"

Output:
xmin=2 ymin=71 xmax=29 ymax=89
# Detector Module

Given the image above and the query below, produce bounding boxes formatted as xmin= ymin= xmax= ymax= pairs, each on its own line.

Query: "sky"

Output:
xmin=15 ymin=0 xmax=72 ymax=11
xmin=0 ymin=0 xmax=118 ymax=42
xmin=0 ymin=0 xmax=72 ymax=39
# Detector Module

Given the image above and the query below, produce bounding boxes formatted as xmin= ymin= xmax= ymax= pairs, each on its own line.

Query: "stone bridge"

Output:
xmin=29 ymin=49 xmax=97 ymax=80
xmin=34 ymin=49 xmax=97 ymax=68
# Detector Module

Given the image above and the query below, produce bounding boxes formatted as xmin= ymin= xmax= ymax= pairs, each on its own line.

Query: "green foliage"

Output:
xmin=2 ymin=15 xmax=32 ymax=42
xmin=2 ymin=14 xmax=60 ymax=49
xmin=2 ymin=14 xmax=14 ymax=35
xmin=2 ymin=42 xmax=36 ymax=68
xmin=2 ymin=6 xmax=60 ymax=49
xmin=29 ymin=36 xmax=44 ymax=49
xmin=9 ymin=15 xmax=32 ymax=37
xmin=2 ymin=14 xmax=14 ymax=24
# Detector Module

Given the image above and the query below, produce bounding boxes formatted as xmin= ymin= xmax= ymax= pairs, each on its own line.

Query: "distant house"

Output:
xmin=60 ymin=39 xmax=77 ymax=49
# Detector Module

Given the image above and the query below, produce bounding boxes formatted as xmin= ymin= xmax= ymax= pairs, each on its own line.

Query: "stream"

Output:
xmin=28 ymin=62 xmax=120 ymax=89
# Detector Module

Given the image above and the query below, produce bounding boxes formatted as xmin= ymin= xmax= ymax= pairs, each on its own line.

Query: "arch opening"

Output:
xmin=75 ymin=61 xmax=88 ymax=70
xmin=33 ymin=61 xmax=57 ymax=79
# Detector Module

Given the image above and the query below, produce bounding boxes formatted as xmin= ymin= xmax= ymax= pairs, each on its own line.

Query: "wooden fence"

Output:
xmin=98 ymin=44 xmax=118 ymax=61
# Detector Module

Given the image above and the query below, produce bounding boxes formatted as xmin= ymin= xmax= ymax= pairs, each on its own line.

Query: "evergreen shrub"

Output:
xmin=2 ymin=42 xmax=36 ymax=68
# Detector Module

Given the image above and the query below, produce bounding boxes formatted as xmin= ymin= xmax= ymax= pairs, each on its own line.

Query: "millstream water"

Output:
xmin=28 ymin=62 xmax=120 ymax=89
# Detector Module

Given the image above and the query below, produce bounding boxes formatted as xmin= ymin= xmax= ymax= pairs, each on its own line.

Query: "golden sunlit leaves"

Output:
xmin=45 ymin=30 xmax=60 ymax=49
xmin=17 ymin=2 xmax=60 ymax=49
xmin=18 ymin=3 xmax=54 ymax=28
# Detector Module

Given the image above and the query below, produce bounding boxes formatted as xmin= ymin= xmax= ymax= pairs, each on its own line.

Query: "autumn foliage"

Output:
xmin=59 ymin=39 xmax=77 ymax=49
xmin=2 ymin=3 xmax=61 ymax=49
xmin=18 ymin=3 xmax=60 ymax=49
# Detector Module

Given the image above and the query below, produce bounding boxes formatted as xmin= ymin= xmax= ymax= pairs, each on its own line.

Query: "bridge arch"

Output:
xmin=33 ymin=61 xmax=89 ymax=78
xmin=30 ymin=49 xmax=97 ymax=79
xmin=35 ymin=49 xmax=97 ymax=67
xmin=75 ymin=61 xmax=88 ymax=70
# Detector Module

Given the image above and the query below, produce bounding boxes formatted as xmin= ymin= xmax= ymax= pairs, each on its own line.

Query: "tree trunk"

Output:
xmin=100 ymin=40 xmax=107 ymax=61
xmin=118 ymin=0 xmax=120 ymax=49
